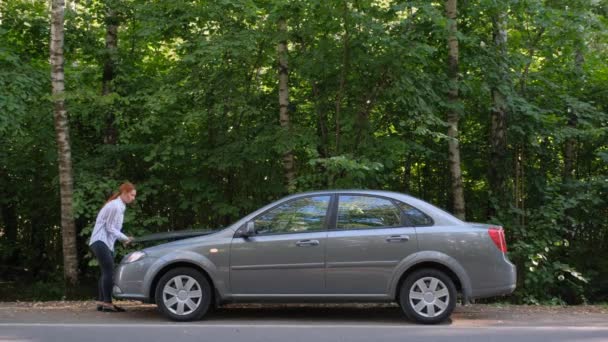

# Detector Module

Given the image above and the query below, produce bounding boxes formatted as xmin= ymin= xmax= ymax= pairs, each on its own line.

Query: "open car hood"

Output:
xmin=133 ymin=229 xmax=219 ymax=244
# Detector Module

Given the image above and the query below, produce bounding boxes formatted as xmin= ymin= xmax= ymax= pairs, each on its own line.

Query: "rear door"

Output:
xmin=229 ymin=195 xmax=331 ymax=295
xmin=325 ymin=194 xmax=419 ymax=294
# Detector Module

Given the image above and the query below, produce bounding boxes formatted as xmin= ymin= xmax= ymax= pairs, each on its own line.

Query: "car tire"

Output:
xmin=155 ymin=267 xmax=212 ymax=321
xmin=399 ymin=268 xmax=457 ymax=324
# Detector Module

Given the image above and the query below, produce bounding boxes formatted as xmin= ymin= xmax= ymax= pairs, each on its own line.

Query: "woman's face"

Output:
xmin=121 ymin=190 xmax=137 ymax=204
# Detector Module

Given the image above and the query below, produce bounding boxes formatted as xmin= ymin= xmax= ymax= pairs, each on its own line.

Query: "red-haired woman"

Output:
xmin=89 ymin=182 xmax=136 ymax=312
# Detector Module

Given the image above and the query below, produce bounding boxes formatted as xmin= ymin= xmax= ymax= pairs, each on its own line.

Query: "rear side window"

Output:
xmin=396 ymin=201 xmax=433 ymax=226
xmin=337 ymin=195 xmax=402 ymax=229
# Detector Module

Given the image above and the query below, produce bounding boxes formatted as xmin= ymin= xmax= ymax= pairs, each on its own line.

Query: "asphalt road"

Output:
xmin=2 ymin=323 xmax=608 ymax=342
xmin=1 ymin=304 xmax=607 ymax=342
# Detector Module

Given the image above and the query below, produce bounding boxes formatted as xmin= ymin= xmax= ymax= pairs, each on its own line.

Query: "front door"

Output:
xmin=325 ymin=194 xmax=419 ymax=294
xmin=229 ymin=195 xmax=331 ymax=295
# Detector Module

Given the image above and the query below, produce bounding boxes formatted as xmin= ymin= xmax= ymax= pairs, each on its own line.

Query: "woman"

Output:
xmin=89 ymin=182 xmax=136 ymax=312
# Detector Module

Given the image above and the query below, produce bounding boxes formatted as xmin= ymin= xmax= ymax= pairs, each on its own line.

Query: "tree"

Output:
xmin=102 ymin=2 xmax=119 ymax=145
xmin=50 ymin=0 xmax=78 ymax=286
xmin=488 ymin=6 xmax=509 ymax=218
xmin=1 ymin=0 xmax=607 ymax=304
xmin=278 ymin=17 xmax=295 ymax=191
xmin=446 ymin=0 xmax=465 ymax=219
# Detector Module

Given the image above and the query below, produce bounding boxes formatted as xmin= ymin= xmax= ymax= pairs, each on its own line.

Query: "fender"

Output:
xmin=388 ymin=251 xmax=472 ymax=301
xmin=142 ymin=250 xmax=228 ymax=300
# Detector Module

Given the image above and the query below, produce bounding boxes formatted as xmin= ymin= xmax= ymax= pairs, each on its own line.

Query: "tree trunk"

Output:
xmin=335 ymin=1 xmax=350 ymax=155
xmin=563 ymin=115 xmax=577 ymax=181
xmin=102 ymin=6 xmax=118 ymax=145
xmin=0 ymin=167 xmax=18 ymax=245
xmin=354 ymin=69 xmax=388 ymax=153
xmin=0 ymin=203 xmax=17 ymax=244
xmin=51 ymin=0 xmax=78 ymax=286
xmin=563 ymin=48 xmax=583 ymax=182
xmin=488 ymin=12 xmax=508 ymax=219
xmin=0 ymin=174 xmax=19 ymax=268
xmin=278 ymin=18 xmax=295 ymax=191
xmin=446 ymin=0 xmax=465 ymax=220
xmin=519 ymin=28 xmax=544 ymax=94
xmin=514 ymin=145 xmax=525 ymax=226
xmin=514 ymin=28 xmax=543 ymax=227
xmin=402 ymin=155 xmax=411 ymax=194
xmin=312 ymin=83 xmax=329 ymax=159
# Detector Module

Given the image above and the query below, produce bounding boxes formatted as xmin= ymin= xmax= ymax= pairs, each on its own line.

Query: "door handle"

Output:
xmin=296 ymin=239 xmax=320 ymax=247
xmin=385 ymin=235 xmax=410 ymax=243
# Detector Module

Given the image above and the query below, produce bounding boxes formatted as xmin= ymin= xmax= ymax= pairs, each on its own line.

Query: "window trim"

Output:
xmin=330 ymin=193 xmax=408 ymax=231
xmin=249 ymin=194 xmax=333 ymax=236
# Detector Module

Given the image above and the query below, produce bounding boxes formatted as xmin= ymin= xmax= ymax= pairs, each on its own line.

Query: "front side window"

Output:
xmin=254 ymin=196 xmax=331 ymax=235
xmin=337 ymin=195 xmax=401 ymax=229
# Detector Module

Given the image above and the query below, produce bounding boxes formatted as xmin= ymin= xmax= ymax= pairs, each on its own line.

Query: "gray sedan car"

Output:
xmin=114 ymin=190 xmax=516 ymax=324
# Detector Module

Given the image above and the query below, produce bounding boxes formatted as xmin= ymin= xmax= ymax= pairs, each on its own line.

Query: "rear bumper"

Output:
xmin=470 ymin=261 xmax=517 ymax=300
xmin=470 ymin=283 xmax=516 ymax=299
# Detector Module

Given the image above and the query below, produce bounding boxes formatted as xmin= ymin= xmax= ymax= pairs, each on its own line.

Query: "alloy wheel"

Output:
xmin=162 ymin=275 xmax=203 ymax=316
xmin=408 ymin=276 xmax=450 ymax=318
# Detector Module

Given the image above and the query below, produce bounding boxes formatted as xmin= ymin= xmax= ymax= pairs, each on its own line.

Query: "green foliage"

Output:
xmin=507 ymin=178 xmax=607 ymax=304
xmin=296 ymin=154 xmax=385 ymax=190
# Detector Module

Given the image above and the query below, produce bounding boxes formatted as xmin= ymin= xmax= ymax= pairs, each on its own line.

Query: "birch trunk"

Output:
xmin=51 ymin=0 xmax=78 ymax=286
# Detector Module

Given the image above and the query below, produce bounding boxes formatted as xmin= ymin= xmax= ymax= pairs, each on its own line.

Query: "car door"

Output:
xmin=229 ymin=195 xmax=331 ymax=295
xmin=325 ymin=194 xmax=420 ymax=294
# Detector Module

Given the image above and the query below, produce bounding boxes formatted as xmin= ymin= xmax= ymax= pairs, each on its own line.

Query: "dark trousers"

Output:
xmin=90 ymin=241 xmax=115 ymax=303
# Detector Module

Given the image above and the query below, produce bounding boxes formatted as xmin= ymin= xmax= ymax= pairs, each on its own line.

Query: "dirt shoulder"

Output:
xmin=0 ymin=302 xmax=606 ymax=327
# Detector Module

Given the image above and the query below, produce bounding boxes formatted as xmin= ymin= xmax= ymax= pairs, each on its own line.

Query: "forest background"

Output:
xmin=1 ymin=0 xmax=607 ymax=304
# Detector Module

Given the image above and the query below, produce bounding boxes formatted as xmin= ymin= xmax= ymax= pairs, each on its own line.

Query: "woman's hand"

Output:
xmin=123 ymin=236 xmax=134 ymax=246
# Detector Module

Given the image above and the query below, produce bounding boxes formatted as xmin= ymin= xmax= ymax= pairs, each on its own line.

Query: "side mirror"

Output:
xmin=238 ymin=221 xmax=256 ymax=239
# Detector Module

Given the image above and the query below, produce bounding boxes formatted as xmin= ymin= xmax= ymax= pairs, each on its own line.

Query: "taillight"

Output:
xmin=488 ymin=227 xmax=507 ymax=253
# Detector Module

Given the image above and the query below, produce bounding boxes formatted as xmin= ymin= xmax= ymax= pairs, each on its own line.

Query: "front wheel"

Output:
xmin=155 ymin=267 xmax=212 ymax=321
xmin=399 ymin=268 xmax=457 ymax=324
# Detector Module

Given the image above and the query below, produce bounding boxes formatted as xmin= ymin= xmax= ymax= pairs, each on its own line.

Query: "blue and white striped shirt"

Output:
xmin=89 ymin=197 xmax=129 ymax=251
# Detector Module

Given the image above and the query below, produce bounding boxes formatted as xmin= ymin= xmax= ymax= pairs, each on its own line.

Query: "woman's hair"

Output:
xmin=106 ymin=182 xmax=136 ymax=204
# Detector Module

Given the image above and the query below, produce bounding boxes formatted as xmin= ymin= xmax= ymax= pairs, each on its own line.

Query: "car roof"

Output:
xmin=286 ymin=189 xmax=404 ymax=197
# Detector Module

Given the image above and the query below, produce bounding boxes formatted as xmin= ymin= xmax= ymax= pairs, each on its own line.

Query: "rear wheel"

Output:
xmin=155 ymin=267 xmax=212 ymax=321
xmin=399 ymin=268 xmax=456 ymax=324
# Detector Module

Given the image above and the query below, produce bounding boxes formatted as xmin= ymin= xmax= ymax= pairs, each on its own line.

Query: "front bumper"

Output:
xmin=112 ymin=257 xmax=157 ymax=302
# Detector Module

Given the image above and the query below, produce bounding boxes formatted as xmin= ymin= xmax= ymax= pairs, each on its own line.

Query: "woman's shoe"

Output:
xmin=100 ymin=305 xmax=119 ymax=312
xmin=96 ymin=305 xmax=102 ymax=311
xmin=112 ymin=305 xmax=126 ymax=312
